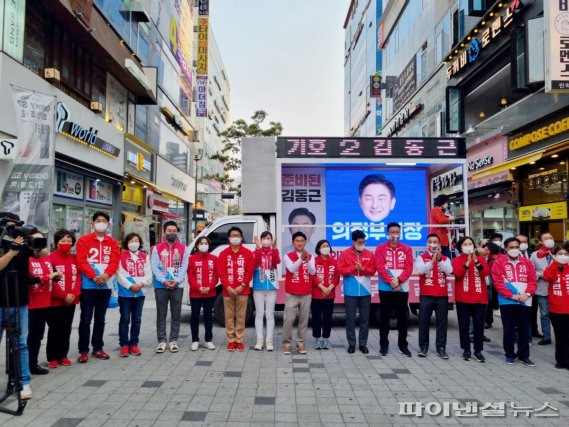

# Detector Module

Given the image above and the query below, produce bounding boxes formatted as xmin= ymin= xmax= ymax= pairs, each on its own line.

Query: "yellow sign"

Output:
xmin=122 ymin=184 xmax=144 ymax=205
xmin=519 ymin=202 xmax=568 ymax=222
xmin=197 ymin=17 xmax=209 ymax=76
xmin=137 ymin=152 xmax=144 ymax=171
xmin=509 ymin=116 xmax=569 ymax=151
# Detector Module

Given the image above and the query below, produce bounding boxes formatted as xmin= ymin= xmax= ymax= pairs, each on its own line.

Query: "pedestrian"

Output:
xmin=27 ymin=231 xmax=58 ymax=375
xmin=415 ymin=233 xmax=452 ymax=359
xmin=116 ymin=233 xmax=152 ymax=357
xmin=492 ymin=237 xmax=537 ymax=366
xmin=429 ymin=195 xmax=455 ymax=258
xmin=483 ymin=242 xmax=500 ymax=329
xmin=46 ymin=229 xmax=81 ymax=368
xmin=151 ymin=220 xmax=190 ymax=354
xmin=252 ymin=231 xmax=280 ymax=351
xmin=282 ymin=231 xmax=316 ymax=355
xmin=452 ymin=236 xmax=490 ymax=362
xmin=312 ymin=239 xmax=340 ymax=350
xmin=489 ymin=233 xmax=505 ymax=254
xmin=75 ymin=211 xmax=120 ymax=362
xmin=338 ymin=230 xmax=375 ymax=354
xmin=188 ymin=236 xmax=218 ymax=351
xmin=217 ymin=227 xmax=254 ymax=352
xmin=530 ymin=232 xmax=555 ymax=345
xmin=375 ymin=222 xmax=414 ymax=357
xmin=543 ymin=244 xmax=569 ymax=369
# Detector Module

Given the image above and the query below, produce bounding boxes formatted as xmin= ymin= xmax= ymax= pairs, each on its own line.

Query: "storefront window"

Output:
xmin=159 ymin=121 xmax=189 ymax=173
xmin=135 ymin=104 xmax=148 ymax=142
xmin=521 ymin=160 xmax=568 ymax=205
xmin=23 ymin=0 xmax=47 ymax=75
xmin=469 ymin=207 xmax=517 ymax=243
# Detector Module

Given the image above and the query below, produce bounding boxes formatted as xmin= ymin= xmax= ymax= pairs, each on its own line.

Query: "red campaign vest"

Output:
xmin=312 ymin=257 xmax=338 ymax=299
xmin=156 ymin=241 xmax=186 ymax=275
xmin=419 ymin=252 xmax=449 ymax=297
xmin=285 ymin=251 xmax=312 ymax=295
xmin=28 ymin=258 xmax=53 ymax=309
xmin=120 ymin=250 xmax=148 ymax=278
xmin=548 ymin=268 xmax=569 ymax=314
xmin=189 ymin=253 xmax=217 ymax=298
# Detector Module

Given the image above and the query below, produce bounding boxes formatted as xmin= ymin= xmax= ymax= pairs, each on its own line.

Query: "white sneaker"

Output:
xmin=205 ymin=341 xmax=216 ymax=350
xmin=169 ymin=341 xmax=179 ymax=353
xmin=254 ymin=338 xmax=264 ymax=351
xmin=190 ymin=342 xmax=199 ymax=351
xmin=21 ymin=384 xmax=32 ymax=400
xmin=156 ymin=342 xmax=167 ymax=353
xmin=266 ymin=339 xmax=274 ymax=351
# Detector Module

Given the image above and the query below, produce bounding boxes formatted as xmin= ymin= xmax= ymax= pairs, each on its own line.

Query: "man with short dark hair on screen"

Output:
xmin=283 ymin=207 xmax=317 ymax=255
xmin=358 ymin=174 xmax=396 ymax=223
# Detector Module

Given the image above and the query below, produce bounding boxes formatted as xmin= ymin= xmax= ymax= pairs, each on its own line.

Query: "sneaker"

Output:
xmin=437 ymin=348 xmax=449 ymax=360
xmin=266 ymin=339 xmax=274 ymax=351
xmin=359 ymin=345 xmax=369 ymax=354
xmin=156 ymin=342 xmax=167 ymax=353
xmin=21 ymin=384 xmax=32 ymax=400
xmin=505 ymin=356 xmax=516 ymax=365
xmin=380 ymin=346 xmax=388 ymax=356
xmin=48 ymin=360 xmax=59 ymax=369
xmin=521 ymin=358 xmax=536 ymax=367
xmin=227 ymin=342 xmax=236 ymax=351
xmin=418 ymin=347 xmax=428 ymax=357
xmin=347 ymin=345 xmax=355 ymax=354
xmin=296 ymin=343 xmax=307 ymax=354
xmin=129 ymin=346 xmax=142 ymax=356
xmin=78 ymin=352 xmax=89 ymax=363
xmin=462 ymin=350 xmax=471 ymax=361
xmin=92 ymin=349 xmax=110 ymax=360
xmin=59 ymin=358 xmax=72 ymax=366
xmin=282 ymin=343 xmax=292 ymax=355
xmin=314 ymin=338 xmax=322 ymax=350
xmin=190 ymin=342 xmax=200 ymax=351
xmin=119 ymin=346 xmax=129 ymax=357
xmin=31 ymin=365 xmax=49 ymax=375
xmin=538 ymin=338 xmax=552 ymax=345
xmin=254 ymin=338 xmax=264 ymax=351
xmin=169 ymin=342 xmax=179 ymax=353
xmin=205 ymin=342 xmax=216 ymax=350
xmin=473 ymin=351 xmax=485 ymax=363
xmin=235 ymin=342 xmax=245 ymax=351
xmin=321 ymin=338 xmax=330 ymax=350
xmin=399 ymin=347 xmax=412 ymax=357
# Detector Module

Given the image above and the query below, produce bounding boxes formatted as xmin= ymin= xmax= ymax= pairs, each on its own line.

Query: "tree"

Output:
xmin=206 ymin=110 xmax=283 ymax=196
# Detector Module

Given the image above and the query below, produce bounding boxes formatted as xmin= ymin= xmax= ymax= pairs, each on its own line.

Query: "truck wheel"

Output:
xmin=214 ymin=293 xmax=225 ymax=326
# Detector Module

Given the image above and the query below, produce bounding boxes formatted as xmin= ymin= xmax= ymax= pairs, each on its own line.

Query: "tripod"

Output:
xmin=0 ymin=267 xmax=27 ymax=415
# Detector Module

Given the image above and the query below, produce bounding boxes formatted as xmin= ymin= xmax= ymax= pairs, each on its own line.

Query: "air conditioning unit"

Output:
xmin=44 ymin=68 xmax=61 ymax=82
xmin=90 ymin=101 xmax=104 ymax=113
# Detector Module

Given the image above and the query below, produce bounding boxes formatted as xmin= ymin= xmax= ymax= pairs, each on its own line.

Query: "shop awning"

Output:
xmin=122 ymin=211 xmax=149 ymax=222
xmin=471 ymin=151 xmax=544 ymax=180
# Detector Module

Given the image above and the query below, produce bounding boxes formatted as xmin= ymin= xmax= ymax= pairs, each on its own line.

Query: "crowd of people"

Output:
xmin=1 ymin=211 xmax=569 ymax=403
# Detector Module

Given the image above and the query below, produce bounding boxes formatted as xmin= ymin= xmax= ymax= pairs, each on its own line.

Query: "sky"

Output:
xmin=210 ymin=0 xmax=350 ymax=137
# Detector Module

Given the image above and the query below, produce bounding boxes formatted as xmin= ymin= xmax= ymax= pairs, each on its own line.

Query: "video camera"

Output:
xmin=0 ymin=217 xmax=41 ymax=253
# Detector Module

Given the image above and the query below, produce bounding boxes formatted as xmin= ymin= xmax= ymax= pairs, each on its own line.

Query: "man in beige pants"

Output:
xmin=282 ymin=232 xmax=316 ymax=354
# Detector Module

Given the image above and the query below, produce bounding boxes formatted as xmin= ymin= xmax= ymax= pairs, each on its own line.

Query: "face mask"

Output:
xmin=519 ymin=243 xmax=529 ymax=252
xmin=429 ymin=243 xmax=439 ymax=252
xmin=58 ymin=242 xmax=73 ymax=253
xmin=355 ymin=244 xmax=365 ymax=252
xmin=165 ymin=233 xmax=178 ymax=243
xmin=229 ymin=237 xmax=242 ymax=246
xmin=128 ymin=242 xmax=140 ymax=252
xmin=261 ymin=239 xmax=272 ymax=248
xmin=557 ymin=255 xmax=569 ymax=264
xmin=320 ymin=247 xmax=331 ymax=256
xmin=94 ymin=222 xmax=108 ymax=233
xmin=544 ymin=239 xmax=555 ymax=249
xmin=493 ymin=240 xmax=503 ymax=248
xmin=507 ymin=248 xmax=520 ymax=258
xmin=462 ymin=245 xmax=474 ymax=254
xmin=198 ymin=244 xmax=209 ymax=253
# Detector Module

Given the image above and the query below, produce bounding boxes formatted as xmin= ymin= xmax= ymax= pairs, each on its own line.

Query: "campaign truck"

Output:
xmin=189 ymin=136 xmax=468 ymax=325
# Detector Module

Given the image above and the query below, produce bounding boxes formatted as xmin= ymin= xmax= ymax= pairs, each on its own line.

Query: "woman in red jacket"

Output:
xmin=28 ymin=231 xmax=61 ymax=375
xmin=46 ymin=229 xmax=81 ymax=368
xmin=451 ymin=236 xmax=490 ymax=363
xmin=311 ymin=240 xmax=339 ymax=350
xmin=188 ymin=236 xmax=218 ymax=351
xmin=543 ymin=245 xmax=569 ymax=369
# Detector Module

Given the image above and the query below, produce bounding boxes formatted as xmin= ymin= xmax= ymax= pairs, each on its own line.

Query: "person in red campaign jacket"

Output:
xmin=45 ymin=229 xmax=81 ymax=369
xmin=415 ymin=233 xmax=453 ymax=359
xmin=27 ymin=231 xmax=59 ymax=375
xmin=75 ymin=211 xmax=120 ymax=363
xmin=216 ymin=227 xmax=254 ymax=352
xmin=429 ymin=195 xmax=455 ymax=258
xmin=542 ymin=245 xmax=569 ymax=369
xmin=311 ymin=239 xmax=339 ymax=351
xmin=452 ymin=237 xmax=490 ymax=363
xmin=188 ymin=236 xmax=218 ymax=352
xmin=492 ymin=237 xmax=538 ymax=366
xmin=282 ymin=231 xmax=316 ymax=355
xmin=374 ymin=222 xmax=414 ymax=357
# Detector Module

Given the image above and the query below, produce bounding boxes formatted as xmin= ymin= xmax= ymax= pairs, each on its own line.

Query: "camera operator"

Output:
xmin=0 ymin=212 xmax=33 ymax=400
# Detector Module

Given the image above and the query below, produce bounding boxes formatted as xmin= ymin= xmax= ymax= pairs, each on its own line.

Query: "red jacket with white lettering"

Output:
xmin=47 ymin=249 xmax=81 ymax=306
xmin=285 ymin=251 xmax=315 ymax=295
xmin=452 ymin=254 xmax=490 ymax=304
xmin=312 ymin=256 xmax=340 ymax=299
xmin=28 ymin=257 xmax=53 ymax=310
xmin=543 ymin=263 xmax=569 ymax=314
xmin=188 ymin=252 xmax=218 ymax=298
xmin=429 ymin=207 xmax=451 ymax=247
xmin=491 ymin=255 xmax=537 ymax=299
xmin=374 ymin=242 xmax=414 ymax=292
xmin=416 ymin=252 xmax=451 ymax=297
xmin=216 ymin=245 xmax=254 ymax=297
xmin=75 ymin=232 xmax=120 ymax=289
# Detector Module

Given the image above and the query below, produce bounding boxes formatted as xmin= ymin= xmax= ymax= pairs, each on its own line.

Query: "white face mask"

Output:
xmin=261 ymin=239 xmax=272 ymax=248
xmin=493 ymin=240 xmax=503 ymax=248
xmin=355 ymin=244 xmax=365 ymax=252
xmin=557 ymin=255 xmax=569 ymax=264
xmin=544 ymin=239 xmax=555 ymax=249
xmin=320 ymin=247 xmax=331 ymax=256
xmin=198 ymin=244 xmax=209 ymax=253
xmin=128 ymin=242 xmax=140 ymax=252
xmin=462 ymin=245 xmax=474 ymax=255
xmin=94 ymin=222 xmax=108 ymax=233
xmin=429 ymin=243 xmax=439 ymax=252
xmin=507 ymin=248 xmax=521 ymax=258
xmin=519 ymin=243 xmax=529 ymax=252
xmin=229 ymin=237 xmax=242 ymax=246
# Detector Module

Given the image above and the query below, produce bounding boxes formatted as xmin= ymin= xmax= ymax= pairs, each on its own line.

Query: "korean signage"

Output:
xmin=446 ymin=0 xmax=519 ymax=80
xmin=431 ymin=167 xmax=463 ymax=200
xmin=390 ymin=57 xmax=416 ymax=111
xmin=196 ymin=76 xmax=208 ymax=117
xmin=197 ymin=17 xmax=209 ymax=76
xmin=507 ymin=113 xmax=569 ymax=159
xmin=86 ymin=178 xmax=113 ymax=205
xmin=545 ymin=0 xmax=569 ymax=92
xmin=146 ymin=189 xmax=170 ymax=213
xmin=54 ymin=169 xmax=84 ymax=200
xmin=198 ymin=0 xmax=209 ymax=16
xmin=1 ymin=0 xmax=26 ymax=62
xmin=519 ymin=201 xmax=568 ymax=222
xmin=124 ymin=138 xmax=152 ymax=181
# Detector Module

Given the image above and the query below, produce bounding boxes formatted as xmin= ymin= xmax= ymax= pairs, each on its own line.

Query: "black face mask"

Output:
xmin=28 ymin=237 xmax=47 ymax=250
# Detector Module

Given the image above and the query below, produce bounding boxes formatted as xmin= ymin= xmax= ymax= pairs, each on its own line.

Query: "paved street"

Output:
xmin=1 ymin=292 xmax=569 ymax=426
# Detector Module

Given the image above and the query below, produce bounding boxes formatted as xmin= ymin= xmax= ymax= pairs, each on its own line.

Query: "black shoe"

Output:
xmin=380 ymin=346 xmax=388 ymax=356
xmin=359 ymin=345 xmax=369 ymax=354
xmin=521 ymin=358 xmax=536 ymax=367
xmin=347 ymin=345 xmax=355 ymax=354
xmin=532 ymin=332 xmax=543 ymax=338
xmin=462 ymin=350 xmax=471 ymax=361
xmin=555 ymin=362 xmax=566 ymax=369
xmin=31 ymin=365 xmax=49 ymax=375
xmin=418 ymin=347 xmax=428 ymax=357
xmin=473 ymin=351 xmax=485 ymax=363
xmin=437 ymin=348 xmax=449 ymax=360
xmin=483 ymin=336 xmax=491 ymax=342
xmin=538 ymin=338 xmax=552 ymax=345
xmin=399 ymin=347 xmax=412 ymax=357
